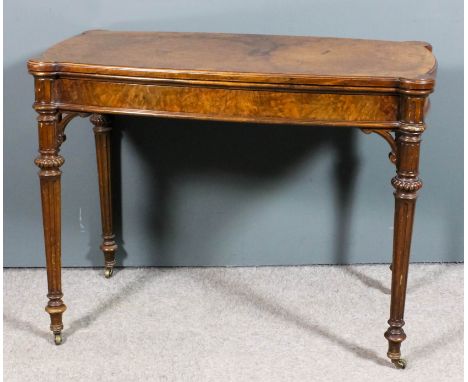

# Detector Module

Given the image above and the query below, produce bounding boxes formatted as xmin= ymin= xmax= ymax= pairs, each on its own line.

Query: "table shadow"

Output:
xmin=187 ymin=269 xmax=463 ymax=368
xmin=188 ymin=269 xmax=390 ymax=367
xmin=3 ymin=267 xmax=461 ymax=362
xmin=3 ymin=269 xmax=157 ymax=344
xmin=112 ymin=115 xmax=364 ymax=267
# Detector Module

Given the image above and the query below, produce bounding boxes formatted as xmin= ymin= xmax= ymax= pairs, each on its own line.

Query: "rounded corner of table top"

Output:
xmin=399 ymin=63 xmax=437 ymax=93
xmin=26 ymin=57 xmax=57 ymax=77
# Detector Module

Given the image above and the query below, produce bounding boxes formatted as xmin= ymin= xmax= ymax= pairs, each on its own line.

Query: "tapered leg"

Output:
xmin=384 ymin=95 xmax=426 ymax=368
xmin=35 ymin=108 xmax=67 ymax=345
xmin=91 ymin=114 xmax=118 ymax=278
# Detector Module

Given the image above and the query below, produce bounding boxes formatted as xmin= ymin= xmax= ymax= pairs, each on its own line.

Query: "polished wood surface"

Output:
xmin=28 ymin=31 xmax=436 ymax=367
xmin=56 ymin=77 xmax=400 ymax=125
xmin=28 ymin=30 xmax=436 ymax=89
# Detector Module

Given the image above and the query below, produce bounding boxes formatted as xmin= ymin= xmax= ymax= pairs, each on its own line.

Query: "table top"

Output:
xmin=28 ymin=30 xmax=436 ymax=89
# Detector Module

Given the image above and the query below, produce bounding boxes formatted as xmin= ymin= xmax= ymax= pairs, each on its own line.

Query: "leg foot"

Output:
xmin=45 ymin=302 xmax=66 ymax=345
xmin=104 ymin=267 xmax=114 ymax=278
xmin=54 ymin=333 xmax=63 ymax=345
xmin=392 ymin=358 xmax=407 ymax=369
xmin=103 ymin=247 xmax=116 ymax=278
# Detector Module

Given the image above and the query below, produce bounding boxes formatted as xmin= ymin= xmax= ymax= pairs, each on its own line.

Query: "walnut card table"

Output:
xmin=27 ymin=30 xmax=436 ymax=368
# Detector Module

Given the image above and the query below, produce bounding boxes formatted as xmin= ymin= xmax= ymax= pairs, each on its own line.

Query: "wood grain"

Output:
xmin=55 ymin=78 xmax=399 ymax=125
xmin=28 ymin=30 xmax=436 ymax=90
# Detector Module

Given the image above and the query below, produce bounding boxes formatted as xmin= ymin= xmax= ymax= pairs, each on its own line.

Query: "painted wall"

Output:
xmin=4 ymin=0 xmax=463 ymax=266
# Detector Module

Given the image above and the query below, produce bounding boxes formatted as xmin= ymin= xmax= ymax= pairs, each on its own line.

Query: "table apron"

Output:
xmin=53 ymin=78 xmax=400 ymax=127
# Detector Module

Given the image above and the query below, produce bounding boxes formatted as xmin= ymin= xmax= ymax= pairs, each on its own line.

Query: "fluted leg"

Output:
xmin=35 ymin=109 xmax=66 ymax=345
xmin=91 ymin=114 xmax=118 ymax=278
xmin=384 ymin=97 xmax=425 ymax=368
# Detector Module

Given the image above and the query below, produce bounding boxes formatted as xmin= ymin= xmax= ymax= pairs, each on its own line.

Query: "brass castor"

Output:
xmin=54 ymin=333 xmax=62 ymax=345
xmin=104 ymin=267 xmax=113 ymax=278
xmin=392 ymin=358 xmax=407 ymax=369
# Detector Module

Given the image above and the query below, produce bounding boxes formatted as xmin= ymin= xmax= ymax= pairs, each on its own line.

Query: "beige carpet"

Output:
xmin=3 ymin=264 xmax=463 ymax=381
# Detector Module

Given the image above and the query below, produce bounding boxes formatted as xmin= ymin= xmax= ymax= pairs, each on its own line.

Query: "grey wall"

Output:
xmin=4 ymin=0 xmax=463 ymax=267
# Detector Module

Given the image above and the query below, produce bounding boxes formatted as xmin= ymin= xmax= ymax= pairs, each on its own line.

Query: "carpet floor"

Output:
xmin=3 ymin=264 xmax=463 ymax=382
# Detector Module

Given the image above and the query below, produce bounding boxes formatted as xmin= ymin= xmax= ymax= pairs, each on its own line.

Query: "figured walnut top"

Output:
xmin=28 ymin=30 xmax=436 ymax=89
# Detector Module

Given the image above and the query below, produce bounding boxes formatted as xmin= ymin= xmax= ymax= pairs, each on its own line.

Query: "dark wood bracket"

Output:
xmin=56 ymin=112 xmax=90 ymax=146
xmin=361 ymin=128 xmax=397 ymax=165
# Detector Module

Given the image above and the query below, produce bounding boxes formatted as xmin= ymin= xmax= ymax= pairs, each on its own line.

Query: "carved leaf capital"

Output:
xmin=391 ymin=176 xmax=423 ymax=192
xmin=90 ymin=113 xmax=111 ymax=128
xmin=34 ymin=155 xmax=65 ymax=169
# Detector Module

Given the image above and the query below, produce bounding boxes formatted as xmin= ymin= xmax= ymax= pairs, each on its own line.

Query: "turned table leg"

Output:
xmin=384 ymin=95 xmax=426 ymax=369
xmin=35 ymin=108 xmax=66 ymax=345
xmin=91 ymin=114 xmax=118 ymax=278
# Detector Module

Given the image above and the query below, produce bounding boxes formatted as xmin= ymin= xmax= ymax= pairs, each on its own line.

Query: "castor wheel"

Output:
xmin=54 ymin=333 xmax=63 ymax=345
xmin=389 ymin=263 xmax=393 ymax=271
xmin=104 ymin=267 xmax=113 ymax=278
xmin=392 ymin=358 xmax=407 ymax=369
